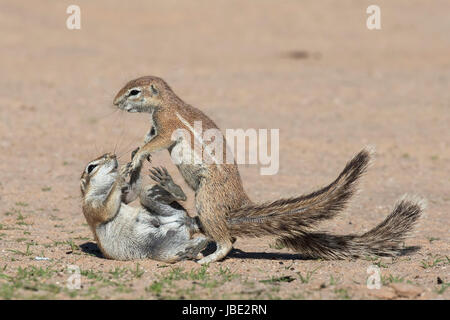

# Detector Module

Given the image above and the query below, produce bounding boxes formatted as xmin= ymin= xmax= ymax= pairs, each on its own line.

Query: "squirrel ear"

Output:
xmin=150 ymin=84 xmax=158 ymax=95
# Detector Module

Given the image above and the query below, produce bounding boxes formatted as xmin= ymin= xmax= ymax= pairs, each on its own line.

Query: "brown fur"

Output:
xmin=114 ymin=76 xmax=423 ymax=262
xmin=226 ymin=148 xmax=372 ymax=238
xmin=80 ymin=153 xmax=124 ymax=259
xmin=80 ymin=153 xmax=122 ymax=231
xmin=114 ymin=76 xmax=251 ymax=262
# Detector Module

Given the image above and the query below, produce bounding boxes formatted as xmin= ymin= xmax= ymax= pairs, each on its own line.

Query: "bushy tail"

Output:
xmin=275 ymin=196 xmax=424 ymax=259
xmin=227 ymin=148 xmax=372 ymax=238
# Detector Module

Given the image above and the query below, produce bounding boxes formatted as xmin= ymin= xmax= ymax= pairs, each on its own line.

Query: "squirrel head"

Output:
xmin=113 ymin=76 xmax=174 ymax=113
xmin=80 ymin=153 xmax=119 ymax=199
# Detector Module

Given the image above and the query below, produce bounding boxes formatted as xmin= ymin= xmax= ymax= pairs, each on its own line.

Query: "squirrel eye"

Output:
xmin=87 ymin=164 xmax=98 ymax=174
xmin=128 ymin=89 xmax=140 ymax=97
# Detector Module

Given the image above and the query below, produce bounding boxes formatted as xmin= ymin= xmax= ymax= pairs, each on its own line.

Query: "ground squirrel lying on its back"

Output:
xmin=80 ymin=150 xmax=207 ymax=262
xmin=113 ymin=76 xmax=424 ymax=263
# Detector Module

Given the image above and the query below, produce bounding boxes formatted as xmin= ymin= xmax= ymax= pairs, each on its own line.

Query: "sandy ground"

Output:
xmin=0 ymin=0 xmax=448 ymax=300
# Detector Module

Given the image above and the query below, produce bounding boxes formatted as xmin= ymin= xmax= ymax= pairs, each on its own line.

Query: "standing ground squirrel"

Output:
xmin=113 ymin=76 xmax=424 ymax=263
xmin=80 ymin=151 xmax=208 ymax=262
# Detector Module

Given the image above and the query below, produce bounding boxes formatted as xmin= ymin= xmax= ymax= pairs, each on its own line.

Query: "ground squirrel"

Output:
xmin=113 ymin=76 xmax=424 ymax=263
xmin=80 ymin=151 xmax=208 ymax=262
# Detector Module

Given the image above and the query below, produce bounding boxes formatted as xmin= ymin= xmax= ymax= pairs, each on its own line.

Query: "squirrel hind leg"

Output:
xmin=197 ymin=239 xmax=233 ymax=264
xmin=161 ymin=236 xmax=209 ymax=262
xmin=152 ymin=230 xmax=209 ymax=263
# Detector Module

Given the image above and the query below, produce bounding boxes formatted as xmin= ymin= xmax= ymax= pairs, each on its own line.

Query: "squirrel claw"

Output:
xmin=149 ymin=166 xmax=171 ymax=185
xmin=131 ymin=147 xmax=151 ymax=162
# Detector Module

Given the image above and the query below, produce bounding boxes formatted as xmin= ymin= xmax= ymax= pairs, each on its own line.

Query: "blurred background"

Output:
xmin=1 ymin=0 xmax=449 ymax=237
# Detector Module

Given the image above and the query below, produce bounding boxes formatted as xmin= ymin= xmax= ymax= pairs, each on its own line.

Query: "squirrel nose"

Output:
xmin=113 ymin=93 xmax=123 ymax=106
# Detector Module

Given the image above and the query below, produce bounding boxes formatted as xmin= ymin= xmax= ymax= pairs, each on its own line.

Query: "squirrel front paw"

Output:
xmin=131 ymin=148 xmax=152 ymax=170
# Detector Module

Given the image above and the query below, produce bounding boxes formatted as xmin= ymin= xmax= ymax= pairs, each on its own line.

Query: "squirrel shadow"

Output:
xmin=227 ymin=246 xmax=421 ymax=261
xmin=79 ymin=241 xmax=308 ymax=261
xmin=80 ymin=241 xmax=420 ymax=262
xmin=80 ymin=242 xmax=104 ymax=259
xmin=228 ymin=248 xmax=308 ymax=261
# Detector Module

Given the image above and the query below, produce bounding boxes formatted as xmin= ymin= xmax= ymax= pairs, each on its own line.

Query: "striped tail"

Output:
xmin=227 ymin=147 xmax=373 ymax=238
xmin=276 ymin=195 xmax=424 ymax=259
